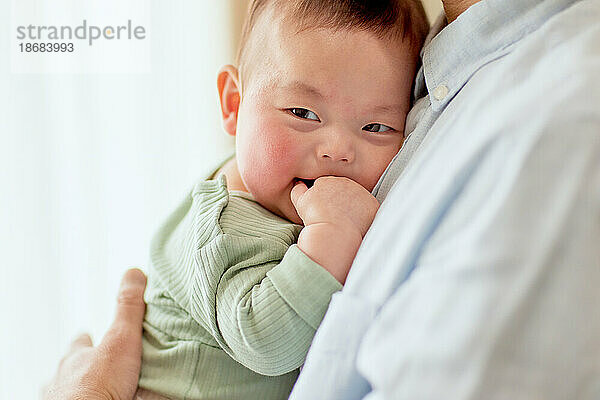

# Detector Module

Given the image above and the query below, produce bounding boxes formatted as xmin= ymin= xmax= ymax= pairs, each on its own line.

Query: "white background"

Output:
xmin=0 ymin=1 xmax=442 ymax=398
xmin=1 ymin=1 xmax=236 ymax=398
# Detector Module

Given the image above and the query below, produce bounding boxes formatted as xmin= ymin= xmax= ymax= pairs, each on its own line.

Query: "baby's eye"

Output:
xmin=287 ymin=108 xmax=320 ymax=121
xmin=363 ymin=123 xmax=393 ymax=133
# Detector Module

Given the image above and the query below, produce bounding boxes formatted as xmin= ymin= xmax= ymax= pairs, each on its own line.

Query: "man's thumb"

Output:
xmin=101 ymin=268 xmax=147 ymax=347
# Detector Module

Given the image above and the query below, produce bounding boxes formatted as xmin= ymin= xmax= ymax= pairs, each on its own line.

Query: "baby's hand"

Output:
xmin=290 ymin=176 xmax=379 ymax=283
xmin=291 ymin=176 xmax=379 ymax=236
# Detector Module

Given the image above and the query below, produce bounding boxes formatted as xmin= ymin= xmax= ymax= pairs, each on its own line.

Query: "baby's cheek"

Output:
xmin=362 ymin=150 xmax=398 ymax=191
xmin=256 ymin=126 xmax=300 ymax=172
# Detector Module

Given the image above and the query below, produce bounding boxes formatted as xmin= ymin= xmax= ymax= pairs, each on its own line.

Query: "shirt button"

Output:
xmin=433 ymin=85 xmax=449 ymax=101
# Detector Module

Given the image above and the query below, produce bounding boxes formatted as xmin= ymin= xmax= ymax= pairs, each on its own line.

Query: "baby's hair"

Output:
xmin=236 ymin=0 xmax=430 ymax=67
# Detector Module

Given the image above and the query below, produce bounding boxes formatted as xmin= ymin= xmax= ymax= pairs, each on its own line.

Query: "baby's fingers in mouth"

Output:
xmin=293 ymin=178 xmax=315 ymax=188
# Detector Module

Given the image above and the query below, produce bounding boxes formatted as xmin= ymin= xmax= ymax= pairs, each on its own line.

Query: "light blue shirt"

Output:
xmin=291 ymin=0 xmax=600 ymax=398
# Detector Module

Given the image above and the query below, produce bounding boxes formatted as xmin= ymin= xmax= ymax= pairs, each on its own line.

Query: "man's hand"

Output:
xmin=43 ymin=269 xmax=147 ymax=400
xmin=291 ymin=176 xmax=380 ymax=284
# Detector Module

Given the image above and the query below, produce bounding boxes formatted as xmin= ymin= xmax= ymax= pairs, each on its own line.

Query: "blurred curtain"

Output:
xmin=0 ymin=1 xmax=238 ymax=398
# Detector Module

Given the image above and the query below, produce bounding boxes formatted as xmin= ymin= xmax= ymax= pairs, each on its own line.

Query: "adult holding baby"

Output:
xmin=45 ymin=0 xmax=600 ymax=399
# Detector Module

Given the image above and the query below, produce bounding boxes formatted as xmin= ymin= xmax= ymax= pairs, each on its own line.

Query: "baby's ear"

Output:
xmin=217 ymin=65 xmax=241 ymax=137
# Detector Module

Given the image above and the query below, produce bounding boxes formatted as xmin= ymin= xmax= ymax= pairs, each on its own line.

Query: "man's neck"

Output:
xmin=442 ymin=0 xmax=481 ymax=22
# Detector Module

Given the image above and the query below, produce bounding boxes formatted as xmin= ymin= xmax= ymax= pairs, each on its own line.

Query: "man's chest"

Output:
xmin=345 ymin=73 xmax=515 ymax=306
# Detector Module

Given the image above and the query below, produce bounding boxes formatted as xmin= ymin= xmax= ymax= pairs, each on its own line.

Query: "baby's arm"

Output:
xmin=213 ymin=177 xmax=376 ymax=373
xmin=144 ymin=179 xmax=343 ymax=382
xmin=211 ymin=240 xmax=342 ymax=375
xmin=290 ymin=176 xmax=380 ymax=284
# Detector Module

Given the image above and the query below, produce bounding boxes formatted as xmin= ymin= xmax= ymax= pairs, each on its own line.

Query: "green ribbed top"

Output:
xmin=139 ymin=175 xmax=342 ymax=400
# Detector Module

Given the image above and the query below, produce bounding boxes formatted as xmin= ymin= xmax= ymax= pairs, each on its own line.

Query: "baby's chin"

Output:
xmin=250 ymin=187 xmax=303 ymax=225
xmin=285 ymin=208 xmax=303 ymax=225
xmin=263 ymin=199 xmax=303 ymax=225
xmin=272 ymin=203 xmax=303 ymax=225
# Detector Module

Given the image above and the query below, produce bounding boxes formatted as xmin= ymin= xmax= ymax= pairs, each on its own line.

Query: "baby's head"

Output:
xmin=217 ymin=0 xmax=429 ymax=224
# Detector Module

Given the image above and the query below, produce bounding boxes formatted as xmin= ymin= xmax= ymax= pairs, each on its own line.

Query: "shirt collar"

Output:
xmin=422 ymin=0 xmax=582 ymax=112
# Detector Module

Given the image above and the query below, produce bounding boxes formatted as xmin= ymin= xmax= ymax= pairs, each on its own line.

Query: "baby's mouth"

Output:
xmin=293 ymin=178 xmax=316 ymax=188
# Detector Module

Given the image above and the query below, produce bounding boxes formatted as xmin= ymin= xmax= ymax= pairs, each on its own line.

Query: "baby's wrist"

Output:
xmin=296 ymin=222 xmax=363 ymax=284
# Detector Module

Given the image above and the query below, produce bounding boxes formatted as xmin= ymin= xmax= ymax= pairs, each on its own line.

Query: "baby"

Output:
xmin=137 ymin=1 xmax=428 ymax=399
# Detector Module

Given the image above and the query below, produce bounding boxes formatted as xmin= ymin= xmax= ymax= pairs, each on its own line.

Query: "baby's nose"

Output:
xmin=318 ymin=133 xmax=355 ymax=163
xmin=320 ymin=152 xmax=351 ymax=163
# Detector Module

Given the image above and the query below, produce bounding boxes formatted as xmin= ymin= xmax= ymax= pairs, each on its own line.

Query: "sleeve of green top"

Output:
xmin=200 ymin=237 xmax=342 ymax=376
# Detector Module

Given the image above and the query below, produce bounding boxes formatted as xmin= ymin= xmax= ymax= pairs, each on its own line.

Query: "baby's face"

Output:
xmin=235 ymin=17 xmax=418 ymax=224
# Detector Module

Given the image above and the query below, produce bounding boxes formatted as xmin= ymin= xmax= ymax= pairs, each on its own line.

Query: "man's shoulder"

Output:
xmin=505 ymin=0 xmax=600 ymax=106
xmin=458 ymin=0 xmax=599 ymax=142
xmin=526 ymin=0 xmax=598 ymax=76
